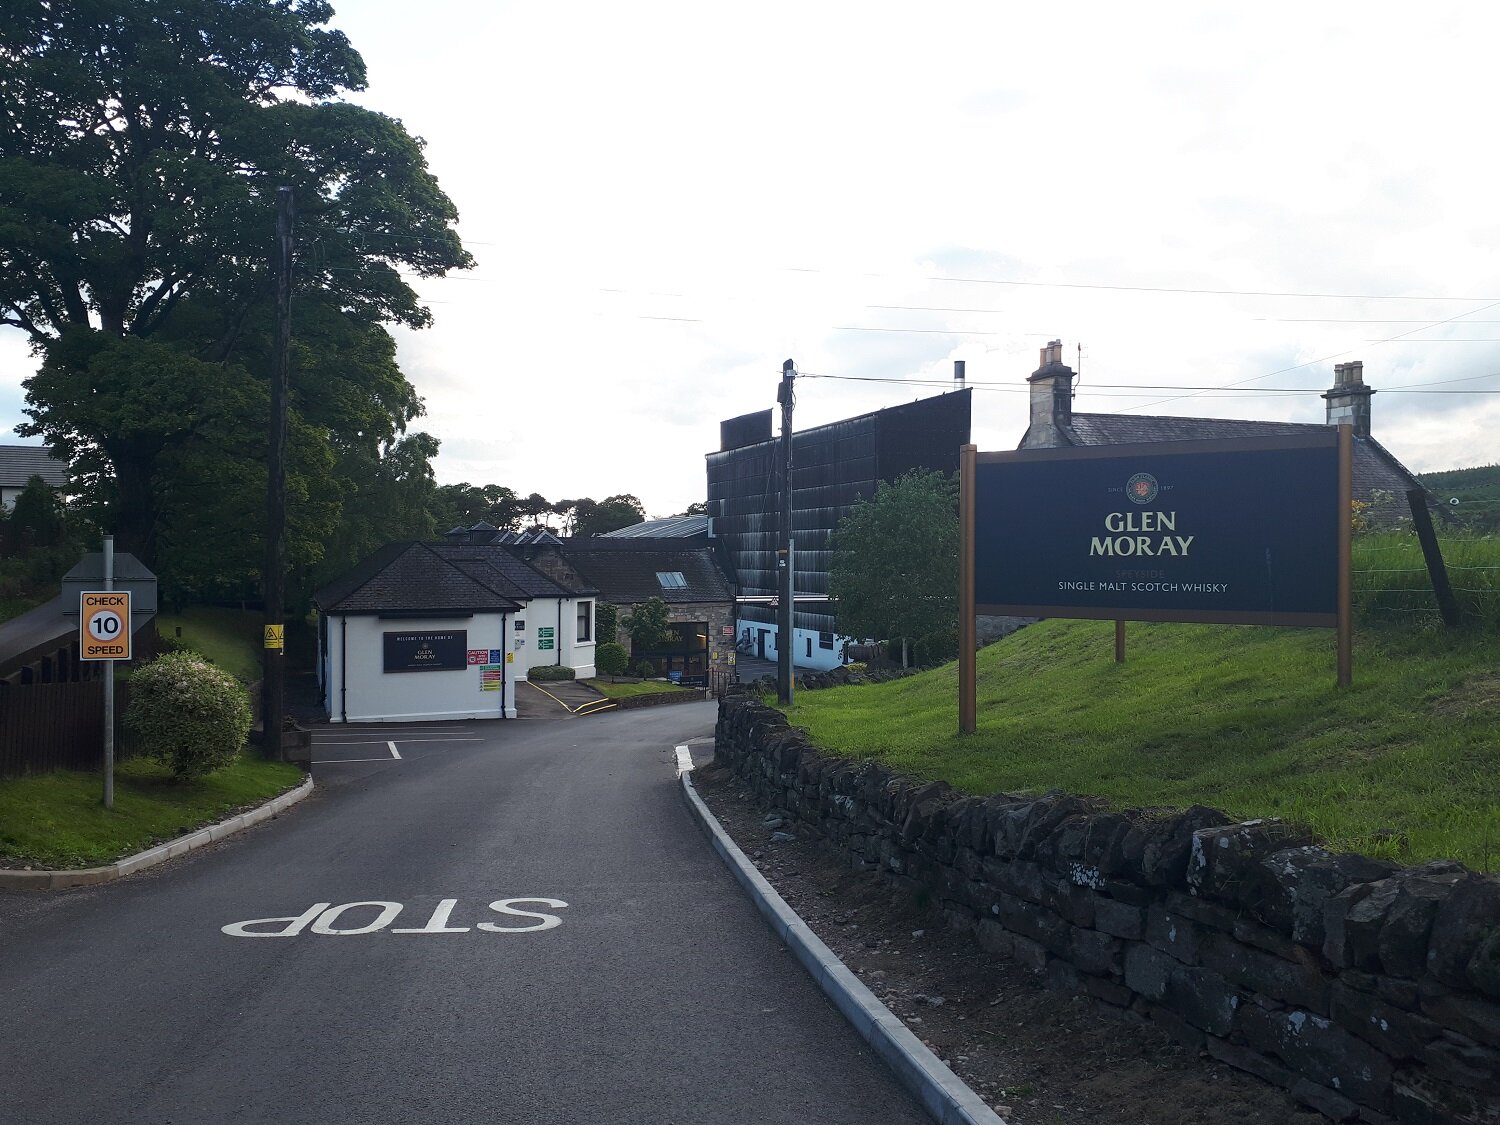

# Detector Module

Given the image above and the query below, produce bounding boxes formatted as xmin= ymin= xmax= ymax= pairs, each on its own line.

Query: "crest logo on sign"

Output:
xmin=1125 ymin=472 xmax=1159 ymax=505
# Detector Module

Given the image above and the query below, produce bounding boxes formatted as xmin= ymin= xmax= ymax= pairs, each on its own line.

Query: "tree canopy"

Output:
xmin=1 ymin=0 xmax=472 ymax=597
xmin=828 ymin=470 xmax=959 ymax=667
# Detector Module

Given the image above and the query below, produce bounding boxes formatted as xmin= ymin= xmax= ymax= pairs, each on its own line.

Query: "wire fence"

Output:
xmin=1352 ymin=530 xmax=1500 ymax=629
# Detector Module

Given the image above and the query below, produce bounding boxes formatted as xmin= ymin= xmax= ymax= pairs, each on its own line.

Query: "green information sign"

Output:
xmin=538 ymin=626 xmax=555 ymax=651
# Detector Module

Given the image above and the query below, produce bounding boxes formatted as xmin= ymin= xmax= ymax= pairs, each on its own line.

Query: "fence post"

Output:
xmin=1406 ymin=488 xmax=1461 ymax=628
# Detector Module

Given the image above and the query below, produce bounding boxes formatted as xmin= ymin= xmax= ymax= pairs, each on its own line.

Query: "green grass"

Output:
xmin=1354 ymin=529 xmax=1500 ymax=629
xmin=585 ymin=678 xmax=693 ymax=699
xmin=0 ymin=752 xmax=304 ymax=869
xmin=783 ymin=619 xmax=1500 ymax=871
xmin=155 ymin=606 xmax=263 ymax=683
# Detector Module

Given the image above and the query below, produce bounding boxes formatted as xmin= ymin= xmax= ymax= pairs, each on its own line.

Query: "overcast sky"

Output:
xmin=4 ymin=1 xmax=1500 ymax=518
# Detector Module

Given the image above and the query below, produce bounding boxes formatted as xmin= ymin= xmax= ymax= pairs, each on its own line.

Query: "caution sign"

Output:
xmin=81 ymin=591 xmax=131 ymax=661
xmin=264 ymin=624 xmax=285 ymax=650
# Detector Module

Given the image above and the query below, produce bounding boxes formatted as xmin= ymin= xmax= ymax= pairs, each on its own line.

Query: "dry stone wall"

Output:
xmin=714 ymin=691 xmax=1500 ymax=1124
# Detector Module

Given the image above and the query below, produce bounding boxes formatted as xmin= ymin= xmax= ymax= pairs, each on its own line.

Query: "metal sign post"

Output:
xmin=81 ymin=536 xmax=131 ymax=809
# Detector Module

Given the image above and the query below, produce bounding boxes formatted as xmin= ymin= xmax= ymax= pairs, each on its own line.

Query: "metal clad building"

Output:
xmin=706 ymin=389 xmax=971 ymax=669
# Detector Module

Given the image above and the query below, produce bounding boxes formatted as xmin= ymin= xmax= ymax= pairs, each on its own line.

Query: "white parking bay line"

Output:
xmin=312 ymin=757 xmax=402 ymax=765
xmin=388 ymin=741 xmax=402 ymax=760
xmin=310 ymin=738 xmax=484 ymax=746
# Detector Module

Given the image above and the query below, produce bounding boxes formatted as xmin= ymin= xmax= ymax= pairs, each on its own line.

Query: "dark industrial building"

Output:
xmin=707 ymin=388 xmax=971 ymax=670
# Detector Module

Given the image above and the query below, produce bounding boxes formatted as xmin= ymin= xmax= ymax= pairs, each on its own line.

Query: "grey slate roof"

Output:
xmin=558 ymin=539 xmax=734 ymax=605
xmin=0 ymin=445 xmax=67 ymax=488
xmin=430 ymin=543 xmax=589 ymax=599
xmin=314 ymin=543 xmax=523 ymax=615
xmin=1057 ymin=413 xmax=1433 ymax=517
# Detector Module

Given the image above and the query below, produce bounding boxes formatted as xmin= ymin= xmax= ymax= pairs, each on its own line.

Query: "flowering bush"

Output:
xmin=125 ymin=651 xmax=252 ymax=779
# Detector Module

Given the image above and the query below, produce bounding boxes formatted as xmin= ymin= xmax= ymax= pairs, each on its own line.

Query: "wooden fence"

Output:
xmin=0 ymin=679 xmax=138 ymax=778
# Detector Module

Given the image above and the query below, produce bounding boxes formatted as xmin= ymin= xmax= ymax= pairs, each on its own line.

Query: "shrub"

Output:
xmin=633 ymin=659 xmax=658 ymax=678
xmin=528 ymin=664 xmax=575 ymax=682
xmin=125 ymin=651 xmax=252 ymax=779
xmin=595 ymin=602 xmax=619 ymax=645
xmin=596 ymin=642 xmax=629 ymax=677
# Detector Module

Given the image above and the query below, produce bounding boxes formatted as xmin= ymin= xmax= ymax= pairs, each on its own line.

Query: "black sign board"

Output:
xmin=383 ymin=630 xmax=468 ymax=673
xmin=974 ymin=434 xmax=1340 ymax=627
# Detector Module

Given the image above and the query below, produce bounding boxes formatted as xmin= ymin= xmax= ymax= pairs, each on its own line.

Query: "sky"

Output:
xmin=5 ymin=1 xmax=1500 ymax=518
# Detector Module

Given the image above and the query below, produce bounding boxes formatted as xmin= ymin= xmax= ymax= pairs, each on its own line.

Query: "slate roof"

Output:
xmin=314 ymin=543 xmax=523 ymax=615
xmin=1053 ymin=412 xmax=1434 ymax=518
xmin=0 ymin=445 xmax=67 ymax=488
xmin=430 ymin=543 xmax=590 ymax=599
xmin=558 ymin=539 xmax=734 ymax=605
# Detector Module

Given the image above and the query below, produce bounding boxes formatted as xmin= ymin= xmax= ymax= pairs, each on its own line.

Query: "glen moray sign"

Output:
xmin=957 ymin=429 xmax=1354 ymax=732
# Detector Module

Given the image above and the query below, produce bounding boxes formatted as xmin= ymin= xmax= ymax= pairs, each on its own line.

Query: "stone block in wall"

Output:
xmin=1164 ymin=888 xmax=1240 ymax=933
xmin=1326 ymin=880 xmax=1395 ymax=972
xmin=1081 ymin=811 xmax=1136 ymax=877
xmin=1379 ymin=869 xmax=1467 ymax=980
xmin=1236 ymin=1004 xmax=1395 ymax=1111
xmin=1123 ymin=942 xmax=1240 ymax=1036
xmin=1085 ymin=974 xmax=1135 ymax=1010
xmin=1095 ymin=896 xmax=1146 ymax=940
xmin=1046 ymin=956 xmax=1084 ymax=994
xmin=976 ymin=918 xmax=1013 ymax=957
xmin=1009 ymin=932 xmax=1049 ymax=972
xmin=1142 ymin=999 xmax=1207 ymax=1051
xmin=1427 ymin=874 xmax=1500 ymax=993
xmin=1471 ymin=929 xmax=1500 ymax=1002
xmin=1290 ymin=1077 xmax=1362 ymax=1122
xmin=1187 ymin=819 xmax=1315 ymax=920
xmin=1147 ymin=903 xmax=1205 ymax=965
xmin=1420 ymin=1033 xmax=1500 ymax=1095
xmin=1233 ymin=917 xmax=1305 ymax=962
xmin=1071 ymin=925 xmax=1124 ymax=977
xmin=1122 ymin=804 xmax=1232 ymax=887
xmin=996 ymin=892 xmax=1071 ymax=957
xmin=1419 ymin=987 xmax=1500 ymax=1052
xmin=1330 ymin=980 xmax=1439 ymax=1061
xmin=1391 ymin=1065 xmax=1500 ymax=1124
xmin=899 ymin=780 xmax=955 ymax=846
xmin=1202 ymin=931 xmax=1331 ymax=1014
xmin=1205 ymin=1034 xmax=1299 ymax=1091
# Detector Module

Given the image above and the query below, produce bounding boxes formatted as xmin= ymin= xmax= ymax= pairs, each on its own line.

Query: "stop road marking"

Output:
xmin=221 ymin=898 xmax=569 ymax=938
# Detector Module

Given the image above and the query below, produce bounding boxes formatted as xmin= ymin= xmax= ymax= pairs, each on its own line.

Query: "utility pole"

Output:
xmin=262 ymin=186 xmax=293 ymax=759
xmin=777 ymin=359 xmax=795 ymax=706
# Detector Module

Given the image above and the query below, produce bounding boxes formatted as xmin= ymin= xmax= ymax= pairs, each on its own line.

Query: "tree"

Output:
xmin=568 ymin=493 xmax=646 ymax=537
xmin=828 ymin=470 xmax=959 ymax=668
xmin=622 ymin=596 xmax=674 ymax=654
xmin=2 ymin=0 xmax=473 ymax=567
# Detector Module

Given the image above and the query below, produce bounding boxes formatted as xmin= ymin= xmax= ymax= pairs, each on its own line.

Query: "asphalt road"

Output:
xmin=0 ymin=702 xmax=926 ymax=1124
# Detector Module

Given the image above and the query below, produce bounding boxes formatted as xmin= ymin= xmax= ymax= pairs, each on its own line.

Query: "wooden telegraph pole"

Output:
xmin=262 ymin=186 xmax=293 ymax=758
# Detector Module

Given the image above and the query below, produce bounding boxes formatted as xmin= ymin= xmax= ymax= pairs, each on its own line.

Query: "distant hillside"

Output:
xmin=1419 ymin=463 xmax=1500 ymax=529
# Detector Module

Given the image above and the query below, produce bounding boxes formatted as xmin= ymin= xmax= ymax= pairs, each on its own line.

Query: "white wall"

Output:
xmin=514 ymin=596 xmax=596 ymax=680
xmin=321 ymin=612 xmax=518 ymax=723
xmin=734 ymin=617 xmax=846 ymax=673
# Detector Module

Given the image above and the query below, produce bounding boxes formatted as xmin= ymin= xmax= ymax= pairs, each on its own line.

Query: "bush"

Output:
xmin=596 ymin=642 xmax=629 ymax=677
xmin=633 ymin=659 xmax=658 ymax=678
xmin=595 ymin=603 xmax=619 ymax=645
xmin=125 ymin=651 xmax=252 ymax=780
xmin=528 ymin=664 xmax=575 ymax=682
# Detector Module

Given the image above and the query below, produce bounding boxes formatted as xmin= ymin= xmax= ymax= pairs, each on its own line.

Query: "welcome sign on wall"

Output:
xmin=956 ymin=429 xmax=1353 ymax=732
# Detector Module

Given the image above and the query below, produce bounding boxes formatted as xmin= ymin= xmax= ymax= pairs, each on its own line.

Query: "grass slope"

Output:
xmin=785 ymin=620 xmax=1500 ymax=871
xmin=0 ymin=753 xmax=303 ymax=869
xmin=155 ymin=606 xmax=263 ymax=683
xmin=586 ymin=678 xmax=692 ymax=699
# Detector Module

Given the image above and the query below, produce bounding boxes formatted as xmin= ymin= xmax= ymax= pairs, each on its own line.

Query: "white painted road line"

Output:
xmin=388 ymin=741 xmax=402 ymax=760
xmin=310 ymin=738 xmax=484 ymax=746
xmin=312 ymin=757 xmax=403 ymax=765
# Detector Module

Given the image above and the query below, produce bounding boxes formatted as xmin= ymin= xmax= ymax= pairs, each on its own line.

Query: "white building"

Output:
xmin=314 ymin=541 xmax=597 ymax=724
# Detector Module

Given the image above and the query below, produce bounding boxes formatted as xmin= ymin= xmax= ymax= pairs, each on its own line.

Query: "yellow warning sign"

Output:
xmin=81 ymin=591 xmax=131 ymax=661
xmin=264 ymin=624 xmax=284 ymax=650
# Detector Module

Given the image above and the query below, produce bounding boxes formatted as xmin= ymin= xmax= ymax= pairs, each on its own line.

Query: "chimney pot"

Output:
xmin=954 ymin=359 xmax=966 ymax=382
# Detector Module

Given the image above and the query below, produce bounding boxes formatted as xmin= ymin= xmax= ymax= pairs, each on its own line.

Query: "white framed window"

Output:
xmin=577 ymin=600 xmax=592 ymax=641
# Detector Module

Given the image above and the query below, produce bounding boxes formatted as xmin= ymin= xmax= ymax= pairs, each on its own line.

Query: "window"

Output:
xmin=805 ymin=637 xmax=812 ymax=658
xmin=656 ymin=571 xmax=687 ymax=589
xmin=818 ymin=632 xmax=835 ymax=650
xmin=577 ymin=601 xmax=592 ymax=642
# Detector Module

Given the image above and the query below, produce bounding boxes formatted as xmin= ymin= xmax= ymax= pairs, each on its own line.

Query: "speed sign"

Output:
xmin=80 ymin=591 xmax=132 ymax=661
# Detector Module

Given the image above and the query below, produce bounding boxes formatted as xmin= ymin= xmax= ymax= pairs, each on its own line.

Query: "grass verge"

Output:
xmin=0 ymin=752 xmax=304 ymax=869
xmin=155 ymin=606 xmax=263 ymax=683
xmin=585 ymin=678 xmax=693 ymax=699
xmin=784 ymin=619 xmax=1500 ymax=871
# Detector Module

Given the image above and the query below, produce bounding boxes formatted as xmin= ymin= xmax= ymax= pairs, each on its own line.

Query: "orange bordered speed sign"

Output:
xmin=81 ymin=591 xmax=131 ymax=661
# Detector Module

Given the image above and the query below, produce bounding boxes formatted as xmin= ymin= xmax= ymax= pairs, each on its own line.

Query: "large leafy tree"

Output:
xmin=563 ymin=493 xmax=645 ymax=537
xmin=829 ymin=470 xmax=959 ymax=668
xmin=0 ymin=0 xmax=472 ymax=584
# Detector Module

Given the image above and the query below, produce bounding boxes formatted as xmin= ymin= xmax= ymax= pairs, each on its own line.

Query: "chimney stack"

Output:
xmin=1022 ymin=339 xmax=1076 ymax=448
xmin=1324 ymin=360 xmax=1374 ymax=437
xmin=954 ymin=359 xmax=966 ymax=385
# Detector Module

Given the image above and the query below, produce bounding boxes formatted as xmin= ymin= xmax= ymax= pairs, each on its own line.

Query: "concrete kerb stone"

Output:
xmin=0 ymin=777 xmax=314 ymax=891
xmin=679 ymin=768 xmax=1007 ymax=1125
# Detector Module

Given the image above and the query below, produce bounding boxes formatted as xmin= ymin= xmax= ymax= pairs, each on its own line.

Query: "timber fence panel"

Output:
xmin=0 ymin=680 xmax=137 ymax=778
